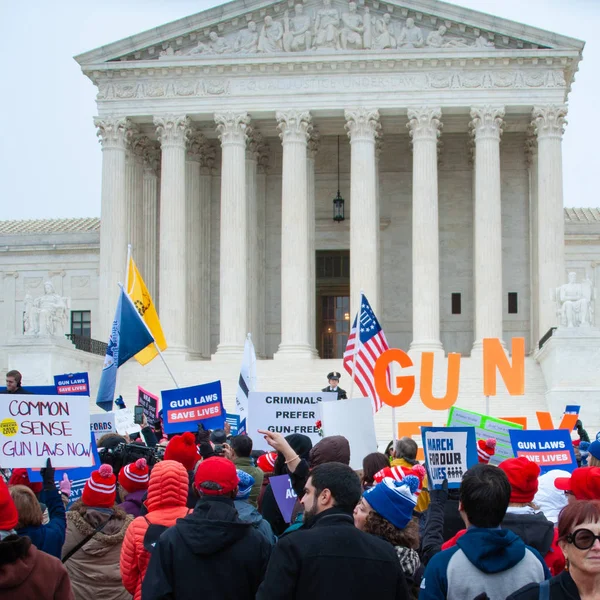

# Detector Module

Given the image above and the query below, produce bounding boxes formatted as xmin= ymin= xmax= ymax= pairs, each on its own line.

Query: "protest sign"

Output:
xmin=90 ymin=412 xmax=117 ymax=441
xmin=226 ymin=413 xmax=247 ymax=436
xmin=137 ymin=386 xmax=159 ymax=427
xmin=161 ymin=381 xmax=225 ymax=435
xmin=0 ymin=394 xmax=92 ymax=468
xmin=447 ymin=406 xmax=524 ymax=465
xmin=321 ymin=397 xmax=377 ymax=470
xmin=246 ymin=392 xmax=325 ymax=452
xmin=421 ymin=427 xmax=478 ymax=490
xmin=270 ymin=474 xmax=298 ymax=524
xmin=565 ymin=405 xmax=581 ymax=430
xmin=54 ymin=372 xmax=90 ymax=395
xmin=510 ymin=429 xmax=577 ymax=474
xmin=114 ymin=408 xmax=142 ymax=436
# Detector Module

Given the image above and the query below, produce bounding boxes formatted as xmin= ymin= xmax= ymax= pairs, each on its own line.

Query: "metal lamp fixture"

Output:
xmin=333 ymin=135 xmax=345 ymax=223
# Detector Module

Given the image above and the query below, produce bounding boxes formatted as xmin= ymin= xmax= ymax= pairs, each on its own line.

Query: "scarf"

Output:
xmin=395 ymin=546 xmax=420 ymax=577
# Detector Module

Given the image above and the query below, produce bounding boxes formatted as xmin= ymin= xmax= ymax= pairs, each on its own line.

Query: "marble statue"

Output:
xmin=258 ymin=15 xmax=284 ymax=53
xmin=24 ymin=281 xmax=70 ymax=336
xmin=313 ymin=0 xmax=341 ymax=50
xmin=283 ymin=5 xmax=312 ymax=52
xmin=340 ymin=2 xmax=365 ymax=50
xmin=472 ymin=35 xmax=495 ymax=48
xmin=235 ymin=21 xmax=259 ymax=53
xmin=188 ymin=31 xmax=232 ymax=55
xmin=426 ymin=25 xmax=469 ymax=48
xmin=557 ymin=272 xmax=595 ymax=328
xmin=397 ymin=18 xmax=423 ymax=48
xmin=371 ymin=13 xmax=396 ymax=49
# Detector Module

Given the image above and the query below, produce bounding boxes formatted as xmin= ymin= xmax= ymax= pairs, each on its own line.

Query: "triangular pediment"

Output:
xmin=75 ymin=0 xmax=584 ymax=67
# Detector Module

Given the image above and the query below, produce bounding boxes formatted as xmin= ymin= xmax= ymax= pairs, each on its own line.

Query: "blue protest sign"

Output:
xmin=269 ymin=474 xmax=297 ymax=524
xmin=161 ymin=381 xmax=225 ymax=434
xmin=565 ymin=406 xmax=581 ymax=430
xmin=54 ymin=372 xmax=89 ymax=395
xmin=226 ymin=413 xmax=241 ymax=436
xmin=509 ymin=429 xmax=577 ymax=474
xmin=421 ymin=427 xmax=478 ymax=490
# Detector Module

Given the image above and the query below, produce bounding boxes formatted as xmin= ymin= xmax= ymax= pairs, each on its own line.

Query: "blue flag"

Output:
xmin=96 ymin=288 xmax=154 ymax=411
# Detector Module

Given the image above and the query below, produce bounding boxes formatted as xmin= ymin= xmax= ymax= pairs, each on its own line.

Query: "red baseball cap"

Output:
xmin=194 ymin=457 xmax=239 ymax=496
xmin=555 ymin=467 xmax=600 ymax=500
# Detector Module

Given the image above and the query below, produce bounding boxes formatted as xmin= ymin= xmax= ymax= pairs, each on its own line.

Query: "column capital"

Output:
xmin=142 ymin=141 xmax=161 ymax=176
xmin=307 ymin=129 xmax=321 ymax=160
xmin=469 ymin=106 xmax=505 ymax=142
xmin=375 ymin=134 xmax=384 ymax=159
xmin=525 ymin=125 xmax=538 ymax=167
xmin=345 ymin=108 xmax=381 ymax=142
xmin=276 ymin=110 xmax=312 ymax=144
xmin=407 ymin=107 xmax=442 ymax=143
xmin=215 ymin=112 xmax=250 ymax=147
xmin=154 ymin=115 xmax=191 ymax=149
xmin=187 ymin=130 xmax=210 ymax=162
xmin=532 ymin=105 xmax=568 ymax=140
xmin=94 ymin=116 xmax=135 ymax=150
xmin=246 ymin=129 xmax=264 ymax=161
xmin=257 ymin=137 xmax=271 ymax=174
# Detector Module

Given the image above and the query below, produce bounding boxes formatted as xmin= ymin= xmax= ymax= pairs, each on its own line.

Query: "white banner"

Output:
xmin=90 ymin=412 xmax=117 ymax=441
xmin=115 ymin=408 xmax=142 ymax=436
xmin=0 ymin=394 xmax=92 ymax=468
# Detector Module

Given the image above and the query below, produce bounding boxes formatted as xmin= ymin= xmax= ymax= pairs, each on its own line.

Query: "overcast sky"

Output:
xmin=0 ymin=0 xmax=598 ymax=220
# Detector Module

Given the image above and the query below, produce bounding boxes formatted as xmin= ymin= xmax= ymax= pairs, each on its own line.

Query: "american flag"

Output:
xmin=343 ymin=293 xmax=389 ymax=413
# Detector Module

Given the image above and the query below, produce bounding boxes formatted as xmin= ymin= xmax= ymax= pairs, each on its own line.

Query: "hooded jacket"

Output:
xmin=419 ymin=527 xmax=550 ymax=600
xmin=234 ymin=499 xmax=276 ymax=546
xmin=142 ymin=497 xmax=271 ymax=600
xmin=120 ymin=460 xmax=191 ymax=600
xmin=117 ymin=489 xmax=147 ymax=519
xmin=0 ymin=534 xmax=74 ymax=600
xmin=62 ymin=502 xmax=133 ymax=600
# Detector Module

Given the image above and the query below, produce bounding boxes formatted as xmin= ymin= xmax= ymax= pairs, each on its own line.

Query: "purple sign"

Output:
xmin=269 ymin=474 xmax=298 ymax=524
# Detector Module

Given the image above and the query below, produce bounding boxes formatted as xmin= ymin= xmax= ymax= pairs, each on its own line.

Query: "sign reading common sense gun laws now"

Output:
xmin=0 ymin=394 xmax=92 ymax=468
xmin=247 ymin=392 xmax=333 ymax=452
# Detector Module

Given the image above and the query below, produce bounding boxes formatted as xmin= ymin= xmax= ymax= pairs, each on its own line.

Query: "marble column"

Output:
xmin=275 ymin=110 xmax=314 ymax=358
xmin=94 ymin=117 xmax=134 ymax=339
xmin=255 ymin=144 xmax=270 ymax=358
xmin=246 ymin=130 xmax=259 ymax=354
xmin=532 ymin=105 xmax=568 ymax=338
xmin=126 ymin=137 xmax=145 ymax=270
xmin=470 ymin=106 xmax=505 ymax=351
xmin=141 ymin=143 xmax=160 ymax=304
xmin=526 ymin=132 xmax=539 ymax=350
xmin=407 ymin=107 xmax=443 ymax=353
xmin=154 ymin=114 xmax=191 ymax=353
xmin=307 ymin=130 xmax=320 ymax=356
xmin=215 ymin=112 xmax=250 ymax=355
xmin=345 ymin=108 xmax=381 ymax=318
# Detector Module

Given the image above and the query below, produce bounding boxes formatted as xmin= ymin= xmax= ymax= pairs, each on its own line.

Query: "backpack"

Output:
xmin=142 ymin=510 xmax=192 ymax=553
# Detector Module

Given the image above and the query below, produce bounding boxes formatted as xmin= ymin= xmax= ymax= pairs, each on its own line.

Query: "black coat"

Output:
xmin=321 ymin=385 xmax=347 ymax=400
xmin=256 ymin=508 xmax=411 ymax=600
xmin=142 ymin=497 xmax=271 ymax=600
xmin=501 ymin=511 xmax=555 ymax=557
xmin=507 ymin=570 xmax=581 ymax=599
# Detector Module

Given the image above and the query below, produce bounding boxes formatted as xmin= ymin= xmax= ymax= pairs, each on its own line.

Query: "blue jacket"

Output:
xmin=419 ymin=527 xmax=550 ymax=600
xmin=16 ymin=487 xmax=66 ymax=559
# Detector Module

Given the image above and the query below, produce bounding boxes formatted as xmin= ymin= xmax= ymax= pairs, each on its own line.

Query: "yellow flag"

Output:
xmin=126 ymin=257 xmax=167 ymax=365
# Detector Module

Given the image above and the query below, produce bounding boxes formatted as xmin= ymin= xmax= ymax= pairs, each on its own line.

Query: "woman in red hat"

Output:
xmin=117 ymin=458 xmax=150 ymax=518
xmin=62 ymin=464 xmax=132 ymax=600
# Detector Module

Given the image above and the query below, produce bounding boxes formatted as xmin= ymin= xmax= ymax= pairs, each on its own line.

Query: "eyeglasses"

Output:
xmin=566 ymin=528 xmax=600 ymax=550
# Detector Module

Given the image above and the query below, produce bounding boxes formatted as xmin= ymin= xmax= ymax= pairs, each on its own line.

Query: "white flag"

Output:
xmin=236 ymin=333 xmax=257 ymax=419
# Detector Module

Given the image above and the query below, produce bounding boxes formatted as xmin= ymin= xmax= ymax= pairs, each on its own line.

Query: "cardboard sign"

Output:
xmin=226 ymin=413 xmax=247 ymax=437
xmin=422 ymin=427 xmax=478 ymax=490
xmin=509 ymin=429 xmax=577 ymax=474
xmin=161 ymin=381 xmax=225 ymax=435
xmin=137 ymin=386 xmax=159 ymax=427
xmin=447 ymin=406 xmax=524 ymax=465
xmin=0 ymin=394 xmax=92 ymax=468
xmin=54 ymin=372 xmax=90 ymax=395
xmin=270 ymin=474 xmax=298 ymax=524
xmin=90 ymin=412 xmax=117 ymax=441
xmin=246 ymin=392 xmax=326 ymax=452
xmin=321 ymin=397 xmax=377 ymax=471
xmin=114 ymin=408 xmax=142 ymax=436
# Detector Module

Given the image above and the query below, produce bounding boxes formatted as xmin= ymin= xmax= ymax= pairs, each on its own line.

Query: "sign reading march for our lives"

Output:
xmin=270 ymin=474 xmax=298 ymax=524
xmin=161 ymin=381 xmax=225 ymax=435
xmin=447 ymin=406 xmax=524 ymax=465
xmin=137 ymin=386 xmax=160 ymax=427
xmin=246 ymin=392 xmax=331 ymax=452
xmin=421 ymin=427 xmax=478 ymax=490
xmin=54 ymin=372 xmax=90 ymax=395
xmin=0 ymin=394 xmax=92 ymax=469
xmin=509 ymin=429 xmax=577 ymax=474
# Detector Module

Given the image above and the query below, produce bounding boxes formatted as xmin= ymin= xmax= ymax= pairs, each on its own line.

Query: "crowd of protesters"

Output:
xmin=2 ymin=403 xmax=600 ymax=599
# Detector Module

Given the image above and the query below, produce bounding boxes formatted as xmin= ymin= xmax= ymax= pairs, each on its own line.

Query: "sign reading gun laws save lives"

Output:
xmin=0 ymin=395 xmax=92 ymax=468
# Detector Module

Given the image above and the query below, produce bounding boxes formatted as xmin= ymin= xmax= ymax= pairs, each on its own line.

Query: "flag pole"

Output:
xmin=349 ymin=290 xmax=363 ymax=401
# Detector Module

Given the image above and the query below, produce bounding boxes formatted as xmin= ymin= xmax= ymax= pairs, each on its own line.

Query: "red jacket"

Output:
xmin=120 ymin=460 xmax=191 ymax=600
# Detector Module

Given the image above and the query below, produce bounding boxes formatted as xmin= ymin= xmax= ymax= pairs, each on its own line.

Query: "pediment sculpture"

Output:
xmin=555 ymin=272 xmax=596 ymax=328
xmin=23 ymin=281 xmax=70 ymax=337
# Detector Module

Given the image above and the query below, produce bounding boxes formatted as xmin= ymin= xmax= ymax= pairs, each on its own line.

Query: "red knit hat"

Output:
xmin=477 ymin=439 xmax=497 ymax=464
xmin=499 ymin=456 xmax=540 ymax=503
xmin=82 ymin=464 xmax=117 ymax=508
xmin=194 ymin=457 xmax=239 ymax=496
xmin=373 ymin=464 xmax=427 ymax=496
xmin=118 ymin=458 xmax=150 ymax=492
xmin=257 ymin=451 xmax=277 ymax=474
xmin=8 ymin=469 xmax=43 ymax=495
xmin=164 ymin=432 xmax=200 ymax=472
xmin=0 ymin=478 xmax=18 ymax=531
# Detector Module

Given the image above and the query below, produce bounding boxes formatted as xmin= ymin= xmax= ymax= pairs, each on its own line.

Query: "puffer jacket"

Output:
xmin=120 ymin=460 xmax=191 ymax=600
xmin=62 ymin=501 xmax=133 ymax=600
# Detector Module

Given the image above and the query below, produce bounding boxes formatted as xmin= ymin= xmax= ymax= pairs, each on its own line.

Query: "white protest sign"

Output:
xmin=0 ymin=394 xmax=92 ymax=468
xmin=114 ymin=408 xmax=141 ymax=436
xmin=90 ymin=412 xmax=117 ymax=441
xmin=247 ymin=392 xmax=328 ymax=452
xmin=321 ymin=397 xmax=377 ymax=470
